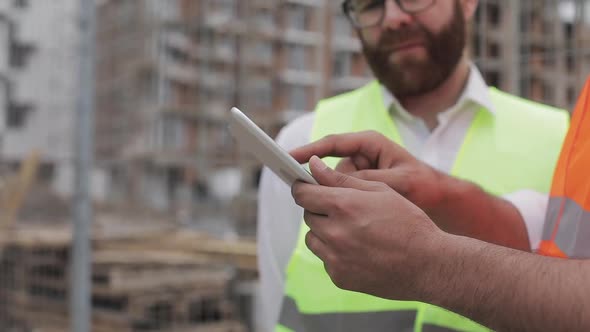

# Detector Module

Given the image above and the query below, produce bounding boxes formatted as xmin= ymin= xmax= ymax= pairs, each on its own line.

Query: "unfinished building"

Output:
xmin=473 ymin=0 xmax=590 ymax=109
xmin=96 ymin=0 xmax=357 ymax=235
xmin=96 ymin=0 xmax=590 ymax=237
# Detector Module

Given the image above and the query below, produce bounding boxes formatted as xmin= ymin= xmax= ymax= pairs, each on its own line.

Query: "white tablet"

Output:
xmin=228 ymin=107 xmax=318 ymax=186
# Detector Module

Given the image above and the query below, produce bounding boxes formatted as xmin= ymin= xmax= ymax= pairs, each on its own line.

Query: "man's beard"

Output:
xmin=361 ymin=1 xmax=466 ymax=98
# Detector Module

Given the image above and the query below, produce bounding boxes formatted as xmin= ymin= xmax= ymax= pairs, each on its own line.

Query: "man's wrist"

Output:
xmin=412 ymin=226 xmax=456 ymax=302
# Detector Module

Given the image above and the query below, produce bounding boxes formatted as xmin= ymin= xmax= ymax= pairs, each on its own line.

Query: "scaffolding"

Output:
xmin=474 ymin=0 xmax=590 ymax=109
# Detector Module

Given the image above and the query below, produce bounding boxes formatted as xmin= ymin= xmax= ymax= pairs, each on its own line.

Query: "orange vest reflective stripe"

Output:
xmin=539 ymin=77 xmax=590 ymax=258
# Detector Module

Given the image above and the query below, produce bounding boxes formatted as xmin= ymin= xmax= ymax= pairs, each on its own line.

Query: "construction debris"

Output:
xmin=0 ymin=225 xmax=256 ymax=332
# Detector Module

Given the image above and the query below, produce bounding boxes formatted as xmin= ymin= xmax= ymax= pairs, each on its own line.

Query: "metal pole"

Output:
xmin=508 ymin=0 xmax=521 ymax=95
xmin=520 ymin=0 xmax=530 ymax=98
xmin=71 ymin=0 xmax=95 ymax=331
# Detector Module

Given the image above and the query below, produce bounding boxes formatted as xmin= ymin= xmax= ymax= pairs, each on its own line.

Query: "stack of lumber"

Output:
xmin=0 ymin=225 xmax=256 ymax=332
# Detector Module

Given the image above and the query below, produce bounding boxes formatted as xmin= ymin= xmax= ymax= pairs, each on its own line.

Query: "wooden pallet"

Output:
xmin=0 ymin=226 xmax=255 ymax=332
xmin=8 ymin=304 xmax=246 ymax=332
xmin=9 ymin=288 xmax=243 ymax=332
xmin=5 ymin=273 xmax=244 ymax=331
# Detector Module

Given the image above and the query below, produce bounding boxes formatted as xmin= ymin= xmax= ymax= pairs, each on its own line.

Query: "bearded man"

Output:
xmin=257 ymin=1 xmax=569 ymax=331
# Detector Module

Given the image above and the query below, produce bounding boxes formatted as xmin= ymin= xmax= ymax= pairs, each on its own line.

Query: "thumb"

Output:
xmin=309 ymin=156 xmax=383 ymax=191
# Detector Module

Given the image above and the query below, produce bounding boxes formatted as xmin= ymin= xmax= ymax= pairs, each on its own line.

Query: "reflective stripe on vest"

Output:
xmin=278 ymin=81 xmax=569 ymax=332
xmin=280 ymin=296 xmax=417 ymax=332
xmin=539 ymin=78 xmax=590 ymax=258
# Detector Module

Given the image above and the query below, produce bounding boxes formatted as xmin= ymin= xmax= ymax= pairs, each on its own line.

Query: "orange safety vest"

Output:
xmin=539 ymin=77 xmax=590 ymax=258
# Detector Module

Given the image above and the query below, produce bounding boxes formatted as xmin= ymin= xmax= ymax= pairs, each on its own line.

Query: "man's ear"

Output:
xmin=461 ymin=0 xmax=478 ymax=21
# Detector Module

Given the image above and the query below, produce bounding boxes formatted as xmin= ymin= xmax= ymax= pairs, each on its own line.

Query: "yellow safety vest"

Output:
xmin=277 ymin=81 xmax=569 ymax=332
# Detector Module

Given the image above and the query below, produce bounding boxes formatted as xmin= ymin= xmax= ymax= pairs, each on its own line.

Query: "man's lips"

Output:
xmin=390 ymin=41 xmax=425 ymax=52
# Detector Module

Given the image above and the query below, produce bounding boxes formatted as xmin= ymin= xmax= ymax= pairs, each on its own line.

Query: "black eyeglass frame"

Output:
xmin=341 ymin=0 xmax=436 ymax=28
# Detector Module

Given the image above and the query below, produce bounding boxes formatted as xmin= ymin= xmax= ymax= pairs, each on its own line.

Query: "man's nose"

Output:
xmin=381 ymin=0 xmax=415 ymax=30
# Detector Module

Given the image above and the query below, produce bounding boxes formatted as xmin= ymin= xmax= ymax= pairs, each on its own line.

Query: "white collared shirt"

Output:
xmin=256 ymin=66 xmax=547 ymax=332
xmin=382 ymin=65 xmax=496 ymax=172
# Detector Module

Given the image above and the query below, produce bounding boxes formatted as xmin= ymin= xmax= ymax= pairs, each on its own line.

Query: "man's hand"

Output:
xmin=291 ymin=131 xmax=530 ymax=250
xmin=291 ymin=131 xmax=446 ymax=212
xmin=291 ymin=158 xmax=590 ymax=332
xmin=291 ymin=156 xmax=442 ymax=300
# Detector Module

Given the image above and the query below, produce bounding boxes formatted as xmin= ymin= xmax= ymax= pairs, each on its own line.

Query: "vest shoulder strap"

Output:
xmin=312 ymin=81 xmax=401 ymax=151
xmin=489 ymin=87 xmax=569 ymax=127
xmin=452 ymin=88 xmax=569 ymax=194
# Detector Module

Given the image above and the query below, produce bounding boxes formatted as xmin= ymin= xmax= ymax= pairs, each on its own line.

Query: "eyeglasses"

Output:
xmin=342 ymin=0 xmax=436 ymax=28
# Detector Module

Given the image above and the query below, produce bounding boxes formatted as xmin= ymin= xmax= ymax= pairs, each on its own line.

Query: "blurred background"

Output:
xmin=0 ymin=0 xmax=589 ymax=331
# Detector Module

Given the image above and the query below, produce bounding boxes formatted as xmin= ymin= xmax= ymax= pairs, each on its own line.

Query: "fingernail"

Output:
xmin=310 ymin=155 xmax=328 ymax=171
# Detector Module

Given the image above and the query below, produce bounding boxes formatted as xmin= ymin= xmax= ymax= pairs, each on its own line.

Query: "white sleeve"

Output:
xmin=256 ymin=113 xmax=315 ymax=332
xmin=502 ymin=189 xmax=549 ymax=251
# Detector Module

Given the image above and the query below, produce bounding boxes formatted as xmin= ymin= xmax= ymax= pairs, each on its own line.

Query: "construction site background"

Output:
xmin=0 ymin=0 xmax=589 ymax=331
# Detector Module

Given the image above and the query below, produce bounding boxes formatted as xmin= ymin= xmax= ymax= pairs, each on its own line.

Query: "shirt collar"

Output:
xmin=381 ymin=64 xmax=496 ymax=119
